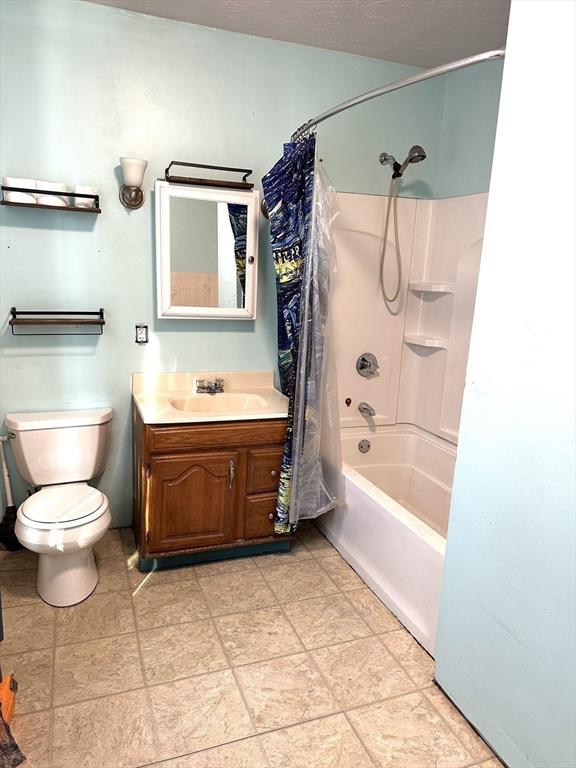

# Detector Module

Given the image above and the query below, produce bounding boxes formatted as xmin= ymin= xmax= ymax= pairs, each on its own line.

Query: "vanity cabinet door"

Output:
xmin=147 ymin=451 xmax=238 ymax=553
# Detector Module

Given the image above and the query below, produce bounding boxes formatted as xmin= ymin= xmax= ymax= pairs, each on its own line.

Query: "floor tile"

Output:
xmin=52 ymin=689 xmax=157 ymax=768
xmin=133 ymin=580 xmax=209 ymax=631
xmin=128 ymin=561 xmax=196 ymax=590
xmin=150 ymin=669 xmax=253 ymax=758
xmin=0 ymin=648 xmax=52 ymax=714
xmin=312 ymin=635 xmax=415 ymax=707
xmin=10 ymin=710 xmax=51 ymax=768
xmin=94 ymin=528 xmax=124 ymax=559
xmin=259 ymin=713 xmax=374 ymax=768
xmin=347 ymin=588 xmax=402 ymax=633
xmin=139 ymin=619 xmax=228 ymax=685
xmin=192 ymin=556 xmax=258 ymax=578
xmin=347 ymin=691 xmax=474 ymax=768
xmin=53 ymin=633 xmax=144 ymax=706
xmin=215 ymin=606 xmax=303 ymax=666
xmin=318 ymin=556 xmax=365 ymax=591
xmin=198 ymin=570 xmax=276 ymax=616
xmin=153 ymin=737 xmax=268 ymax=767
xmin=235 ymin=652 xmax=337 ymax=731
xmin=296 ymin=525 xmax=336 ymax=557
xmin=283 ymin=593 xmax=371 ymax=649
xmin=0 ymin=568 xmax=40 ymax=607
xmin=94 ymin=555 xmax=129 ymax=593
xmin=475 ymin=760 xmax=505 ymax=768
xmin=424 ymin=686 xmax=493 ymax=762
xmin=381 ymin=629 xmax=435 ymax=687
xmin=55 ymin=590 xmax=135 ymax=645
xmin=2 ymin=602 xmax=55 ymax=654
xmin=260 ymin=560 xmax=339 ymax=604
xmin=0 ymin=547 xmax=38 ymax=572
xmin=254 ymin=539 xmax=312 ymax=567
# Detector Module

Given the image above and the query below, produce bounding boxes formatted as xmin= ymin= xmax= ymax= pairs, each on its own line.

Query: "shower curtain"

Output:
xmin=262 ymin=135 xmax=342 ymax=534
xmin=227 ymin=204 xmax=247 ymax=297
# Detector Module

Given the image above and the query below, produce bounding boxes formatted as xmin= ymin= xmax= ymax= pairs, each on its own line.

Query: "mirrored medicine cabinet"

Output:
xmin=155 ymin=180 xmax=260 ymax=319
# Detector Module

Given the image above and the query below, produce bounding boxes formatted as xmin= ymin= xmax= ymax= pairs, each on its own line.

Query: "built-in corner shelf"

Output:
xmin=403 ymin=334 xmax=448 ymax=350
xmin=9 ymin=308 xmax=105 ymax=336
xmin=409 ymin=282 xmax=455 ymax=294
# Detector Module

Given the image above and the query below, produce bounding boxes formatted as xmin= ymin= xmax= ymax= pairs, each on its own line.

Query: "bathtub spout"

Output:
xmin=358 ymin=402 xmax=376 ymax=418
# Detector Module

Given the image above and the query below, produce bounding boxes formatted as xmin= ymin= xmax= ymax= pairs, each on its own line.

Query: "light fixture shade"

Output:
xmin=120 ymin=157 xmax=148 ymax=187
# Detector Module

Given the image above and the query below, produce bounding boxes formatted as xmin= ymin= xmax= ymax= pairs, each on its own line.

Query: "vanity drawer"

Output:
xmin=149 ymin=420 xmax=287 ymax=453
xmin=247 ymin=446 xmax=283 ymax=493
xmin=245 ymin=493 xmax=277 ymax=538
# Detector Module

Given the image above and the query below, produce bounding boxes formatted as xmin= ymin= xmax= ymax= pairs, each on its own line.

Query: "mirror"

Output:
xmin=156 ymin=181 xmax=259 ymax=319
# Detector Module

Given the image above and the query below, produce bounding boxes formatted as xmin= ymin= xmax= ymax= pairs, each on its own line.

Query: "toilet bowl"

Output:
xmin=15 ymin=484 xmax=111 ymax=606
xmin=5 ymin=407 xmax=113 ymax=607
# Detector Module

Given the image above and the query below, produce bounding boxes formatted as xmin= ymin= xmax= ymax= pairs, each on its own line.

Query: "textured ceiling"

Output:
xmin=83 ymin=0 xmax=510 ymax=68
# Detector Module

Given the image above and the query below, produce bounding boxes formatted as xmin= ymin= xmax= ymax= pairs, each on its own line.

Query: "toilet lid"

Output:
xmin=21 ymin=485 xmax=105 ymax=525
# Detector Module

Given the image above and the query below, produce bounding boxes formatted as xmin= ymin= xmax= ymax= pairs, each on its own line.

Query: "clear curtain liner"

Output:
xmin=290 ymin=157 xmax=343 ymax=524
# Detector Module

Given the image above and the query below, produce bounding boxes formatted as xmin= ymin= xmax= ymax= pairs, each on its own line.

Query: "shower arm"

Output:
xmin=291 ymin=49 xmax=505 ymax=142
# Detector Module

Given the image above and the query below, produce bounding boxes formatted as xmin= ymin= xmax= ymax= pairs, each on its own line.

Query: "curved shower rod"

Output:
xmin=291 ymin=48 xmax=506 ymax=142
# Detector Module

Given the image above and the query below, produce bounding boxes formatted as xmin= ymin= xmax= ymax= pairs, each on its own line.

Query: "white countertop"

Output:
xmin=132 ymin=371 xmax=289 ymax=425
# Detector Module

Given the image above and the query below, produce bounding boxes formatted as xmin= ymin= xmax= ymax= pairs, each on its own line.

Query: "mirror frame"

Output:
xmin=155 ymin=180 xmax=260 ymax=319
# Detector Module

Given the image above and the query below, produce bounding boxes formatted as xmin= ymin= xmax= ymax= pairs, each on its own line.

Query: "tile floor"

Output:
xmin=0 ymin=523 xmax=504 ymax=768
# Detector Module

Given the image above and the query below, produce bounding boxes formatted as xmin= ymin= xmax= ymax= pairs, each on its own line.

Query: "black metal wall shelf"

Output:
xmin=1 ymin=186 xmax=101 ymax=213
xmin=164 ymin=161 xmax=254 ymax=190
xmin=9 ymin=309 xmax=105 ymax=336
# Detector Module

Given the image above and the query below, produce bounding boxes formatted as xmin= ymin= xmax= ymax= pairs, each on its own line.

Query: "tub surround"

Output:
xmin=322 ymin=191 xmax=488 ymax=655
xmin=132 ymin=371 xmax=288 ymax=425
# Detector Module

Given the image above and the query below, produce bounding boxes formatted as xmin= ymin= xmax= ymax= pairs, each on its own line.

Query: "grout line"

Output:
xmin=343 ymin=711 xmax=380 ymax=768
xmin=47 ymin=608 xmax=57 ymax=768
xmin=128 ymin=585 xmax=163 ymax=764
xmin=210 ymin=615 xmax=259 ymax=737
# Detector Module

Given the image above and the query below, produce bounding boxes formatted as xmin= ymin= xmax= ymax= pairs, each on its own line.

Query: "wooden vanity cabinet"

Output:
xmin=132 ymin=404 xmax=287 ymax=560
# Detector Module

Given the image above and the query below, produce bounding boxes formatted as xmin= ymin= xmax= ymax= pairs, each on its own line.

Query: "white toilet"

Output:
xmin=5 ymin=408 xmax=113 ymax=607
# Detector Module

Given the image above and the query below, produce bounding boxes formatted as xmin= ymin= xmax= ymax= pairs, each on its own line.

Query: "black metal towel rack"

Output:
xmin=164 ymin=161 xmax=254 ymax=190
xmin=9 ymin=308 xmax=105 ymax=336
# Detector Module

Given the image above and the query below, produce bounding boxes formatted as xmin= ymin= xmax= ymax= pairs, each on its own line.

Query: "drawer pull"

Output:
xmin=268 ymin=513 xmax=274 ymax=520
xmin=228 ymin=459 xmax=235 ymax=490
xmin=270 ymin=470 xmax=277 ymax=478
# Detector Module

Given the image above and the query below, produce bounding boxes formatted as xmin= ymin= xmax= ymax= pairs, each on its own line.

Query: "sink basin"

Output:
xmin=171 ymin=393 xmax=269 ymax=413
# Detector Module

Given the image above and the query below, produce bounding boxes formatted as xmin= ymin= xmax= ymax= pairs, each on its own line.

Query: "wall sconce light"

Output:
xmin=119 ymin=157 xmax=148 ymax=209
xmin=135 ymin=323 xmax=149 ymax=344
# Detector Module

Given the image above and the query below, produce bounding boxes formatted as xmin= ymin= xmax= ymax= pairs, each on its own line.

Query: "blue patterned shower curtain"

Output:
xmin=262 ymin=135 xmax=342 ymax=534
xmin=227 ymin=204 xmax=247 ymax=297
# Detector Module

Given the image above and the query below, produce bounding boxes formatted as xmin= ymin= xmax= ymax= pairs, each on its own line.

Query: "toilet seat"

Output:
xmin=19 ymin=485 xmax=108 ymax=530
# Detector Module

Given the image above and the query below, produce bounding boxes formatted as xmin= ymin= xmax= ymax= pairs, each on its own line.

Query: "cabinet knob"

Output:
xmin=268 ymin=513 xmax=274 ymax=520
xmin=270 ymin=470 xmax=277 ymax=478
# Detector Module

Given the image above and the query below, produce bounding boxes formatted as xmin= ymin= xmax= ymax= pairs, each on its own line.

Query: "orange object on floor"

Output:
xmin=0 ymin=669 xmax=18 ymax=724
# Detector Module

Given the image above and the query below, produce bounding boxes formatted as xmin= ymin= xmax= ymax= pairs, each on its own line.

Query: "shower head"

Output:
xmin=396 ymin=145 xmax=427 ymax=177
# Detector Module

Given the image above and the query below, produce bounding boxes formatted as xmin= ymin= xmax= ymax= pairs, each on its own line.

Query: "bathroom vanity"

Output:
xmin=131 ymin=372 xmax=290 ymax=568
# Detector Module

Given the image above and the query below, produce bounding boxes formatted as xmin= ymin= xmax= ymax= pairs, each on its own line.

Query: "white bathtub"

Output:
xmin=317 ymin=425 xmax=455 ymax=655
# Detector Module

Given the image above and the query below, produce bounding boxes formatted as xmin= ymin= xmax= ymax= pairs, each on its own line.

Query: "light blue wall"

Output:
xmin=435 ymin=1 xmax=576 ymax=764
xmin=0 ymin=0 xmax=501 ymax=525
xmin=435 ymin=61 xmax=503 ymax=198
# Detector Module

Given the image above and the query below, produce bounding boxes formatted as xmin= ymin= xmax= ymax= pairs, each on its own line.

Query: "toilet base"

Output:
xmin=37 ymin=548 xmax=99 ymax=607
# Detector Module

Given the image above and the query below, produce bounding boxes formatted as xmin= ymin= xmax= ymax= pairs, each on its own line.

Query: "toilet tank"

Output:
xmin=5 ymin=408 xmax=113 ymax=486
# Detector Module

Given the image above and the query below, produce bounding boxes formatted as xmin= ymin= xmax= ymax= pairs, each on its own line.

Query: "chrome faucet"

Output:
xmin=358 ymin=402 xmax=376 ymax=418
xmin=195 ymin=377 xmax=224 ymax=395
